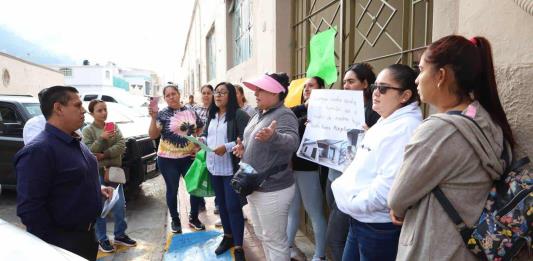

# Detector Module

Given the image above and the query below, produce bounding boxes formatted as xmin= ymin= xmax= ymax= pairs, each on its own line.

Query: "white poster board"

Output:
xmin=296 ymin=89 xmax=366 ymax=172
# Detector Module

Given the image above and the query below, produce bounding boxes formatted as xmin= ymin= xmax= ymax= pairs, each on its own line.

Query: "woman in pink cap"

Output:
xmin=233 ymin=72 xmax=300 ymax=261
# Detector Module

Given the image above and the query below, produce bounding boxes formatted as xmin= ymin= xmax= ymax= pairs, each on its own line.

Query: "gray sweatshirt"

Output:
xmin=241 ymin=102 xmax=299 ymax=192
xmin=389 ymin=101 xmax=509 ymax=261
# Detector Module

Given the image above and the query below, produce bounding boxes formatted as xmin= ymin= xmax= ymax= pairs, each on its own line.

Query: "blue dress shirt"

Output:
xmin=15 ymin=123 xmax=102 ymax=241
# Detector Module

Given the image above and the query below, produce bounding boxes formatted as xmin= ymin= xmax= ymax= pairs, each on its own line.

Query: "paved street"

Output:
xmin=0 ymin=175 xmax=315 ymax=261
xmin=0 ymin=176 xmax=168 ymax=261
xmin=0 ymin=186 xmax=24 ymax=227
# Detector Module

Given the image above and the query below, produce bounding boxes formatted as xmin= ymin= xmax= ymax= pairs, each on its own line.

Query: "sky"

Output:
xmin=0 ymin=0 xmax=194 ymax=84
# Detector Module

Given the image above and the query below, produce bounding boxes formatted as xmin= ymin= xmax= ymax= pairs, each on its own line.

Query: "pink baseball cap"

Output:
xmin=242 ymin=74 xmax=286 ymax=94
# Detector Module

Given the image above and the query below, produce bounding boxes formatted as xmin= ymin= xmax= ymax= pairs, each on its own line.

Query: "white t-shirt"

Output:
xmin=23 ymin=115 xmax=46 ymax=145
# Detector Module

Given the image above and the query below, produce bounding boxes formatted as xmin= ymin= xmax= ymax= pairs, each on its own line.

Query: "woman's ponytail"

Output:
xmin=426 ymin=35 xmax=515 ymax=148
xmin=472 ymin=37 xmax=515 ymax=147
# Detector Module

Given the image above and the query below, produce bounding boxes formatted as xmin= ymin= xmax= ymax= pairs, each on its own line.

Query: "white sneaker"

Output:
xmin=290 ymin=246 xmax=306 ymax=261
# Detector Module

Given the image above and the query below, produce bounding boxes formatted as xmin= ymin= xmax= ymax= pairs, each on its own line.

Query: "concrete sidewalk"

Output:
xmin=93 ymin=175 xmax=315 ymax=261
xmin=163 ymin=178 xmax=315 ymax=261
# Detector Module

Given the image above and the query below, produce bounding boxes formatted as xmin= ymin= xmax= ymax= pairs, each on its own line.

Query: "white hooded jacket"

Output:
xmin=332 ymin=102 xmax=422 ymax=222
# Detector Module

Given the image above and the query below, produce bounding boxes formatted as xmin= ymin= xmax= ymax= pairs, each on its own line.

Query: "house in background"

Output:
xmin=0 ymin=52 xmax=64 ymax=97
xmin=53 ymin=61 xmax=161 ymax=97
xmin=121 ymin=68 xmax=161 ymax=96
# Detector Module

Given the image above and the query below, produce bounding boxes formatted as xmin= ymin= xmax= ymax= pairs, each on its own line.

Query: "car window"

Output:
xmin=102 ymin=95 xmax=117 ymax=103
xmin=83 ymin=103 xmax=133 ymax=124
xmin=22 ymin=103 xmax=42 ymax=118
xmin=83 ymin=94 xmax=98 ymax=101
xmin=0 ymin=106 xmax=19 ymax=123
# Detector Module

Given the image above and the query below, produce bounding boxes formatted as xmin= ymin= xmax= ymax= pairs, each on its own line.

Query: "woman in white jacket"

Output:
xmin=331 ymin=64 xmax=422 ymax=261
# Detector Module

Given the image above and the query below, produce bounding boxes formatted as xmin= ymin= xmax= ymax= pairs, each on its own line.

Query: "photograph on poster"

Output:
xmin=296 ymin=89 xmax=365 ymax=171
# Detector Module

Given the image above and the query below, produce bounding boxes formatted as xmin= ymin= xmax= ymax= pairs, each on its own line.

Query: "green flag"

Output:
xmin=306 ymin=27 xmax=338 ymax=85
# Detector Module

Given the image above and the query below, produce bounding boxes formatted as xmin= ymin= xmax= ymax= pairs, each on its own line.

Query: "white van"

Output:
xmin=79 ymin=88 xmax=149 ymax=116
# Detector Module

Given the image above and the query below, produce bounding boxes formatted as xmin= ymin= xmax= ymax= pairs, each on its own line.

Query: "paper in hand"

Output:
xmin=184 ymin=136 xmax=213 ymax=152
xmin=101 ymin=185 xmax=121 ymax=218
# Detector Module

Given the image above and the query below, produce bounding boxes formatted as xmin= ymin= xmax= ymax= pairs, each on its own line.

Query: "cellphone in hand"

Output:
xmin=149 ymin=96 xmax=160 ymax=112
xmin=104 ymin=122 xmax=115 ymax=132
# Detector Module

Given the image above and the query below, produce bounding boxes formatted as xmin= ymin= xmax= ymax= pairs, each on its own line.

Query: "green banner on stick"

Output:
xmin=306 ymin=27 xmax=338 ymax=85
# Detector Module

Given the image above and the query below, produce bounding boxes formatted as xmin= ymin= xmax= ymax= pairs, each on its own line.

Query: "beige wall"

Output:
xmin=180 ymin=0 xmax=292 ymax=106
xmin=0 ymin=53 xmax=64 ymax=98
xmin=433 ymin=0 xmax=533 ymax=157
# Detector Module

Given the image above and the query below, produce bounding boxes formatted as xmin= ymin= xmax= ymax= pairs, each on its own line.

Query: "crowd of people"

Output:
xmin=13 ymin=34 xmax=523 ymax=261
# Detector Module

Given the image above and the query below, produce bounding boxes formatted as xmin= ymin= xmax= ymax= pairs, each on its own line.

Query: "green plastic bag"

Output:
xmin=184 ymin=150 xmax=215 ymax=197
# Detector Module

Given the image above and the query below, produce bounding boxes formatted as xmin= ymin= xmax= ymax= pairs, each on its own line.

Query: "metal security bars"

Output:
xmin=292 ymin=0 xmax=432 ymax=88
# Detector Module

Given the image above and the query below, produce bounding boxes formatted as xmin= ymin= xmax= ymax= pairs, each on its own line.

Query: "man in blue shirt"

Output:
xmin=15 ymin=86 xmax=113 ymax=261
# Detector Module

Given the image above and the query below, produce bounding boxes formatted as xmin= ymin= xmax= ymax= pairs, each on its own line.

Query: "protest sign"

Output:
xmin=284 ymin=78 xmax=307 ymax=108
xmin=306 ymin=27 xmax=338 ymax=85
xmin=296 ymin=89 xmax=365 ymax=171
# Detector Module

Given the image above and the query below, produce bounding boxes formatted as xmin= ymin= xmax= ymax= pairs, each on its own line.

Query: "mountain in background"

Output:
xmin=0 ymin=26 xmax=75 ymax=65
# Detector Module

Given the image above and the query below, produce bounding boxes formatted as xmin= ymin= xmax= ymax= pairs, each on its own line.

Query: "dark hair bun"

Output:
xmin=268 ymin=72 xmax=290 ymax=88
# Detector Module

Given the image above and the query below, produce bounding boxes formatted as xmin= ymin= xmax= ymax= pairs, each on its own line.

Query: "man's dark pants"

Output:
xmin=48 ymin=227 xmax=98 ymax=261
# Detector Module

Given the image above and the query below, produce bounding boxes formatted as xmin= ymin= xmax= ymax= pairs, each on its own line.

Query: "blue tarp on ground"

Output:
xmin=164 ymin=231 xmax=233 ymax=261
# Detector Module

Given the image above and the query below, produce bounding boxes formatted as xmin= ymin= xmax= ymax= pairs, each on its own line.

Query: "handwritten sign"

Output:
xmin=296 ymin=89 xmax=365 ymax=171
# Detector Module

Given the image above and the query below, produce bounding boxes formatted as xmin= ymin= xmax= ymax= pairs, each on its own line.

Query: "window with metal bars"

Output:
xmin=230 ymin=0 xmax=252 ymax=66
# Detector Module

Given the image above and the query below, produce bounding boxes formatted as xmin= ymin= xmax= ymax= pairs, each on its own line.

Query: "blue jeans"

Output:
xmin=287 ymin=170 xmax=327 ymax=259
xmin=326 ymin=169 xmax=350 ymax=261
xmin=95 ymin=176 xmax=127 ymax=242
xmin=158 ymin=156 xmax=202 ymax=220
xmin=342 ymin=218 xmax=401 ymax=261
xmin=210 ymin=174 xmax=244 ymax=246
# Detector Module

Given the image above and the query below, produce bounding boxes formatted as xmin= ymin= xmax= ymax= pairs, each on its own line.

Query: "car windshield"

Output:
xmin=22 ymin=103 xmax=43 ymax=118
xmin=114 ymin=95 xmax=149 ymax=116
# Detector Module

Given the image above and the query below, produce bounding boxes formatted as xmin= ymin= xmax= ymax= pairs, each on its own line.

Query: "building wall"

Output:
xmin=65 ymin=66 xmax=114 ymax=87
xmin=433 ymin=0 xmax=533 ymax=157
xmin=180 ymin=0 xmax=292 ymax=106
xmin=124 ymin=75 xmax=149 ymax=96
xmin=0 ymin=52 xmax=64 ymax=97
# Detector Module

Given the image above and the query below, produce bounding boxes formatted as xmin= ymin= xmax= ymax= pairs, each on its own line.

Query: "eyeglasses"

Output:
xmin=214 ymin=91 xmax=228 ymax=97
xmin=370 ymin=84 xmax=403 ymax=94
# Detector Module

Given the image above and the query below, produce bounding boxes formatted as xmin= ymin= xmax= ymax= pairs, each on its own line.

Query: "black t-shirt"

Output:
xmin=365 ymin=103 xmax=380 ymax=128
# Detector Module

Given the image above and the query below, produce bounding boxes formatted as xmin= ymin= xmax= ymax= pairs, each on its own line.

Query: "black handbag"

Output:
xmin=230 ymin=163 xmax=288 ymax=197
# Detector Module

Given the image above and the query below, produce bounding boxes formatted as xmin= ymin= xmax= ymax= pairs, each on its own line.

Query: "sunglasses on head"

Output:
xmin=370 ymin=84 xmax=404 ymax=94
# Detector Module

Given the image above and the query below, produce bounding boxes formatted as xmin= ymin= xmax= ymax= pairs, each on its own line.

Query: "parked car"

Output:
xmin=0 ymin=218 xmax=86 ymax=260
xmin=0 ymin=95 xmax=158 ymax=198
xmin=79 ymin=88 xmax=149 ymax=116
xmin=0 ymin=95 xmax=40 ymax=190
xmin=82 ymin=101 xmax=158 ymax=198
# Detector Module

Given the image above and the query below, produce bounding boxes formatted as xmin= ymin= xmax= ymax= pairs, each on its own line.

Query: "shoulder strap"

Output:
xmin=432 ymin=187 xmax=473 ymax=242
xmin=257 ymin=163 xmax=289 ymax=187
xmin=446 ymin=111 xmax=490 ymax=144
xmin=510 ymin=157 xmax=530 ymax=171
xmin=430 ymin=111 xmax=488 ymax=242
xmin=447 ymin=110 xmax=512 ymax=175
